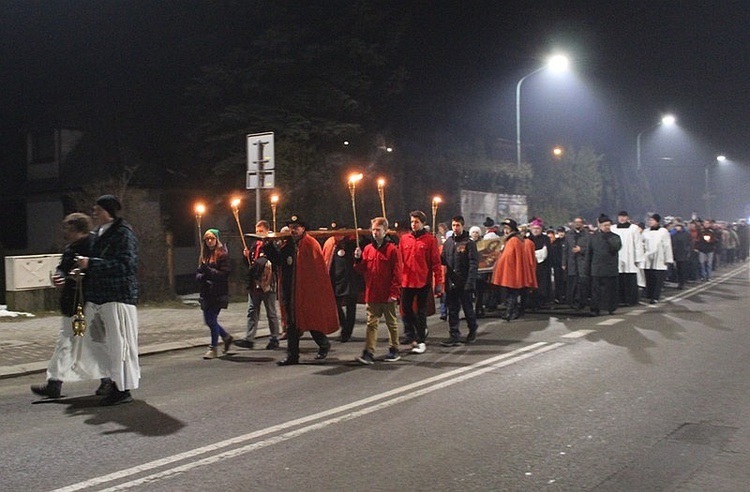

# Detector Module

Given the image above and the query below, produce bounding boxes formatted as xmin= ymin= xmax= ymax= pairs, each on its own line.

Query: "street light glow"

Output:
xmin=661 ymin=115 xmax=676 ymax=125
xmin=547 ymin=54 xmax=569 ymax=72
xmin=717 ymin=155 xmax=727 ymax=162
xmin=516 ymin=53 xmax=572 ymax=167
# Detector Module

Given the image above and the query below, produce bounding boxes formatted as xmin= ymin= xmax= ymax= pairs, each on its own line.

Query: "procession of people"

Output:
xmin=30 ymin=190 xmax=749 ymax=406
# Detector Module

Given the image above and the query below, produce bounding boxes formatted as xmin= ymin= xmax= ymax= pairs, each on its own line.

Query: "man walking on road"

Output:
xmin=440 ymin=215 xmax=479 ymax=345
xmin=235 ymin=220 xmax=281 ymax=350
xmin=399 ymin=210 xmax=443 ymax=354
xmin=76 ymin=195 xmax=140 ymax=406
xmin=265 ymin=215 xmax=339 ymax=365
xmin=354 ymin=217 xmax=403 ymax=364
xmin=588 ymin=214 xmax=622 ymax=316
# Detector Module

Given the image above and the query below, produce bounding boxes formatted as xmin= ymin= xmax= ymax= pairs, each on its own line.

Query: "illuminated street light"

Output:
xmin=516 ymin=54 xmax=570 ymax=167
xmin=705 ymin=155 xmax=728 ymax=218
xmin=636 ymin=114 xmax=676 ymax=170
xmin=552 ymin=147 xmax=563 ymax=158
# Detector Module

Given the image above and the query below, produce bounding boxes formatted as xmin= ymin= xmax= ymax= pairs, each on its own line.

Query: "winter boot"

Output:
xmin=31 ymin=379 xmax=62 ymax=398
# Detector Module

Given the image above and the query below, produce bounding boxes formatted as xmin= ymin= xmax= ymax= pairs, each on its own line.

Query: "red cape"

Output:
xmin=294 ymin=234 xmax=340 ymax=334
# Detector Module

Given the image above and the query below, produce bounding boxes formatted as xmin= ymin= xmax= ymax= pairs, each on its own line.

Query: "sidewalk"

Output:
xmin=0 ymin=300 xmax=263 ymax=379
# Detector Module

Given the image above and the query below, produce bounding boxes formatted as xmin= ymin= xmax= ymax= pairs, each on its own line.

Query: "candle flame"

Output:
xmin=432 ymin=196 xmax=442 ymax=204
xmin=195 ymin=203 xmax=206 ymax=215
xmin=230 ymin=198 xmax=241 ymax=208
xmin=349 ymin=173 xmax=363 ymax=184
xmin=270 ymin=194 xmax=279 ymax=204
xmin=377 ymin=178 xmax=385 ymax=187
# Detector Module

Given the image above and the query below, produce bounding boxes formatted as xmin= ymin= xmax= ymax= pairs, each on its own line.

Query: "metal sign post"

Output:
xmin=247 ymin=132 xmax=275 ymax=224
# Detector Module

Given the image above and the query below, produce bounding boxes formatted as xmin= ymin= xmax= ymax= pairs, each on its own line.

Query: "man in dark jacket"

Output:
xmin=588 ymin=214 xmax=622 ymax=316
xmin=77 ymin=195 xmax=139 ymax=406
xmin=670 ymin=221 xmax=692 ymax=289
xmin=323 ymin=231 xmax=362 ymax=342
xmin=440 ymin=215 xmax=479 ymax=345
xmin=562 ymin=217 xmax=591 ymax=310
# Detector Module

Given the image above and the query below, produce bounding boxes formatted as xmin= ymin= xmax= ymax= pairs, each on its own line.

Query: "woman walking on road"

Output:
xmin=197 ymin=229 xmax=233 ymax=359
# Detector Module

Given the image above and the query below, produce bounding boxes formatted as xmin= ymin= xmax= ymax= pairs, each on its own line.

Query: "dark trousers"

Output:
xmin=446 ymin=288 xmax=478 ymax=340
xmin=336 ymin=295 xmax=357 ymax=340
xmin=590 ymin=276 xmax=618 ymax=314
xmin=286 ymin=324 xmax=330 ymax=360
xmin=402 ymin=285 xmax=431 ymax=343
xmin=618 ymin=273 xmax=639 ymax=305
xmin=644 ymin=269 xmax=666 ymax=301
xmin=567 ymin=275 xmax=590 ymax=309
xmin=475 ymin=277 xmax=486 ymax=314
xmin=675 ymin=260 xmax=688 ymax=288
xmin=553 ymin=267 xmax=566 ymax=303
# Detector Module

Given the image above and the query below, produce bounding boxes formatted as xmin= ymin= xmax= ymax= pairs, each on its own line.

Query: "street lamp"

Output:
xmin=636 ymin=114 xmax=676 ymax=170
xmin=516 ymin=54 xmax=569 ymax=167
xmin=705 ymin=155 xmax=727 ymax=218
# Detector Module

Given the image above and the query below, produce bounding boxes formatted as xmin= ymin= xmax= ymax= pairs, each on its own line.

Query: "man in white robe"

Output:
xmin=611 ymin=211 xmax=645 ymax=305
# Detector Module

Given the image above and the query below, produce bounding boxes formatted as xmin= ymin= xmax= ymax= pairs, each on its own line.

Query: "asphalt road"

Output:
xmin=2 ymin=265 xmax=749 ymax=491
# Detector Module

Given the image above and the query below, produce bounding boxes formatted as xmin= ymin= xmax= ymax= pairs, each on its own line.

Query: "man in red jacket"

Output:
xmin=399 ymin=210 xmax=444 ymax=354
xmin=353 ymin=217 xmax=403 ymax=364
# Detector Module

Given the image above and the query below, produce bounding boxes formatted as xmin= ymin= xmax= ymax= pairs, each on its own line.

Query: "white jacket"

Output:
xmin=642 ymin=227 xmax=674 ymax=270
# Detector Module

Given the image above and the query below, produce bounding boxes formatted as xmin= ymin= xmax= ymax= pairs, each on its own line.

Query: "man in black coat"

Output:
xmin=670 ymin=221 xmax=692 ymax=289
xmin=588 ymin=214 xmax=622 ymax=316
xmin=562 ymin=217 xmax=591 ymax=310
xmin=440 ymin=215 xmax=479 ymax=345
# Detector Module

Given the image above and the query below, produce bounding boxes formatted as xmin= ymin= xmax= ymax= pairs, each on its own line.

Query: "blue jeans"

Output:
xmin=699 ymin=252 xmax=714 ymax=280
xmin=203 ymin=307 xmax=229 ymax=347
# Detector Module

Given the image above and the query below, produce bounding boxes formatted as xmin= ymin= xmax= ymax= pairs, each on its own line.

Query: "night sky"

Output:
xmin=2 ymin=0 xmax=749 ymax=218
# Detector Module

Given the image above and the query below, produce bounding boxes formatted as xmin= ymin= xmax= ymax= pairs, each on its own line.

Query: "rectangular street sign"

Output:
xmin=246 ymin=131 xmax=274 ymax=189
xmin=247 ymin=171 xmax=275 ymax=189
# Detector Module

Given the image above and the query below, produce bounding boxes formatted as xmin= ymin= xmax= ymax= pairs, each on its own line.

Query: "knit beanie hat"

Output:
xmin=96 ymin=194 xmax=122 ymax=218
xmin=204 ymin=228 xmax=221 ymax=241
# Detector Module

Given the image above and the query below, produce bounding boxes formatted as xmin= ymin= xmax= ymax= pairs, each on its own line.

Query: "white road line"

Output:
xmin=627 ymin=310 xmax=647 ymax=316
xmin=667 ymin=264 xmax=747 ymax=303
xmin=596 ymin=318 xmax=624 ymax=326
xmin=53 ymin=342 xmax=560 ymax=492
xmin=561 ymin=329 xmax=597 ymax=338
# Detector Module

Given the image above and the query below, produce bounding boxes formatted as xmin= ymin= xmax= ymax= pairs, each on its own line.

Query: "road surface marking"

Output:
xmin=596 ymin=318 xmax=624 ymax=326
xmin=53 ymin=342 xmax=563 ymax=492
xmin=561 ymin=329 xmax=596 ymax=338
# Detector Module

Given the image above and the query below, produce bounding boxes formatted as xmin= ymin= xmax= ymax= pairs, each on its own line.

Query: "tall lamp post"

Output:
xmin=516 ymin=54 xmax=569 ymax=167
xmin=706 ymin=155 xmax=726 ymax=218
xmin=636 ymin=114 xmax=675 ymax=170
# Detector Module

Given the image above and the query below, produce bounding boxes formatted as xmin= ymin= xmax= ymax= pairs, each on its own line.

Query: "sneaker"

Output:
xmin=411 ymin=342 xmax=426 ymax=354
xmin=100 ymin=390 xmax=133 ymax=406
xmin=203 ymin=346 xmax=218 ymax=359
xmin=266 ymin=338 xmax=280 ymax=350
xmin=222 ymin=335 xmax=234 ymax=354
xmin=465 ymin=332 xmax=477 ymax=344
xmin=440 ymin=338 xmax=461 ymax=347
xmin=384 ymin=348 xmax=401 ymax=362
xmin=233 ymin=339 xmax=254 ymax=349
xmin=95 ymin=379 xmax=114 ymax=396
xmin=356 ymin=350 xmax=375 ymax=365
xmin=31 ymin=380 xmax=62 ymax=399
